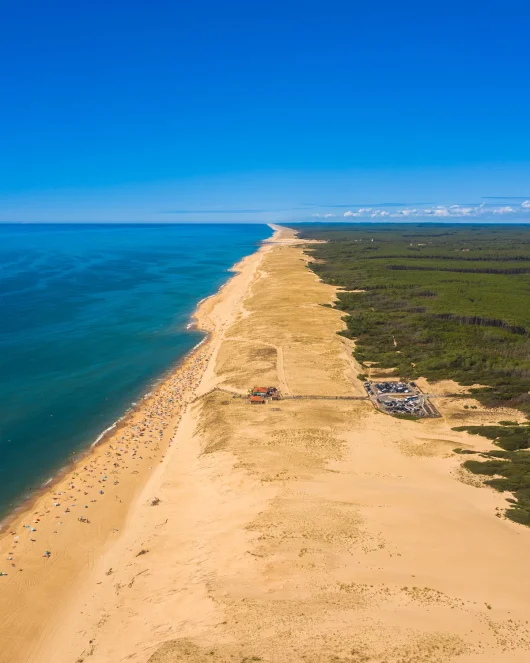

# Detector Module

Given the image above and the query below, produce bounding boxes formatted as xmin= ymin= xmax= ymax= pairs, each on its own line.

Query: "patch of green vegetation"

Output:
xmin=455 ymin=424 xmax=530 ymax=520
xmin=452 ymin=425 xmax=530 ymax=451
xmin=463 ymin=450 xmax=530 ymax=526
xmin=293 ymin=223 xmax=530 ymax=416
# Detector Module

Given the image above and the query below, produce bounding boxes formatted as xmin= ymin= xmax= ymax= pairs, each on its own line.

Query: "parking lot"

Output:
xmin=364 ymin=381 xmax=439 ymax=418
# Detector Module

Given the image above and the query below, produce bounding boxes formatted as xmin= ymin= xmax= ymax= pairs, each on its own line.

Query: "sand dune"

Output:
xmin=2 ymin=225 xmax=530 ymax=663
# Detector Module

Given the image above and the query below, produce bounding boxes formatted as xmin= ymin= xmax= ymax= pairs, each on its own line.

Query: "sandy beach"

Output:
xmin=2 ymin=224 xmax=530 ymax=663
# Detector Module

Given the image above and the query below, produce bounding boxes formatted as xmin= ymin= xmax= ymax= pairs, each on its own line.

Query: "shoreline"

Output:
xmin=0 ymin=234 xmax=272 ymax=535
xmin=0 ymin=317 xmax=206 ymax=535
xmin=0 ymin=225 xmax=283 ymax=662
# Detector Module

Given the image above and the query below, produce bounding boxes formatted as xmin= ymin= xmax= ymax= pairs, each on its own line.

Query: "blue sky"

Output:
xmin=1 ymin=0 xmax=529 ymax=222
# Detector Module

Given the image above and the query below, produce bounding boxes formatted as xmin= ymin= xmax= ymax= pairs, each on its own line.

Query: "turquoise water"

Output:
xmin=0 ymin=223 xmax=271 ymax=520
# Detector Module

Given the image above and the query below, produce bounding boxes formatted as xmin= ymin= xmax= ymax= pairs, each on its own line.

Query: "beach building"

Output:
xmin=250 ymin=395 xmax=266 ymax=404
xmin=249 ymin=386 xmax=281 ymax=401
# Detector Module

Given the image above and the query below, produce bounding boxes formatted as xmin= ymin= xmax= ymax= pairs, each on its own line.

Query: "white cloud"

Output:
xmin=452 ymin=206 xmax=475 ymax=216
xmin=337 ymin=201 xmax=526 ymax=220
xmin=324 ymin=213 xmax=336 ymax=218
xmin=344 ymin=208 xmax=374 ymax=217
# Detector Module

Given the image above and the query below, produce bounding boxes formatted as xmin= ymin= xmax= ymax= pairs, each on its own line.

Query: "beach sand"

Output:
xmin=2 ymin=225 xmax=530 ymax=663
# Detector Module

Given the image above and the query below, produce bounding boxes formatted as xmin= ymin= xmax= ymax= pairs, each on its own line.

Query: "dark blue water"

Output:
xmin=0 ymin=223 xmax=271 ymax=519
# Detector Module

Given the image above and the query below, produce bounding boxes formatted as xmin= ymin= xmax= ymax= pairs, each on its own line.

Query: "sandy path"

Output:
xmin=4 ymin=225 xmax=530 ymax=663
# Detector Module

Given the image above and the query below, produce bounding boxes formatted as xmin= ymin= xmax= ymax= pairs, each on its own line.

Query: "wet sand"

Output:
xmin=2 ymin=225 xmax=530 ymax=663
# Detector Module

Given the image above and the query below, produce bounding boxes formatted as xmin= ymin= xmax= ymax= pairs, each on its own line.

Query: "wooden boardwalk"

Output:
xmin=195 ymin=387 xmax=368 ymax=402
xmin=194 ymin=387 xmax=441 ymax=417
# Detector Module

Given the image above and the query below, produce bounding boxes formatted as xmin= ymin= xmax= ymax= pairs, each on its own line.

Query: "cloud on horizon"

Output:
xmin=336 ymin=201 xmax=530 ymax=219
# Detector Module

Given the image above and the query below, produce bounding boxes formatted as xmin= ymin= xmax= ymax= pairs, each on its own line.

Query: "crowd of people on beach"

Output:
xmin=2 ymin=343 xmax=212 ymax=577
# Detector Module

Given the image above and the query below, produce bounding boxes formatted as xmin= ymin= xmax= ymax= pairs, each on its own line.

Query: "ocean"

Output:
xmin=0 ymin=223 xmax=272 ymax=521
